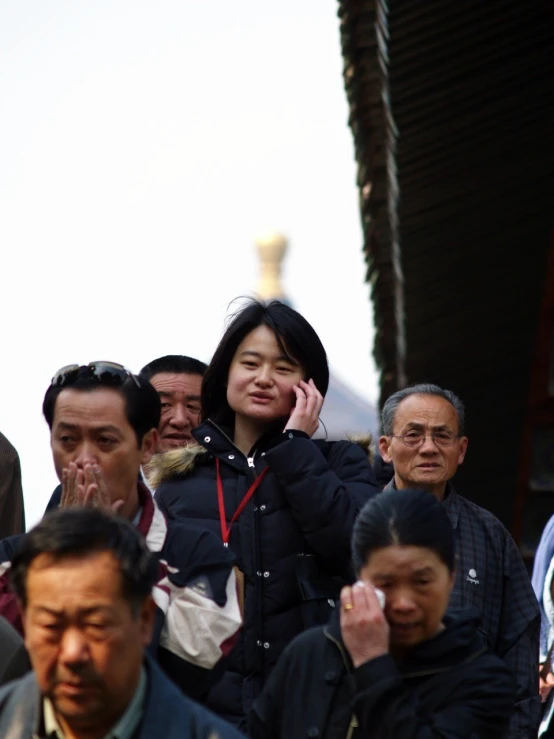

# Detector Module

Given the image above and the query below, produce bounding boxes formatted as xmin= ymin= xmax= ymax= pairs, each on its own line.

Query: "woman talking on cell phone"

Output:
xmin=149 ymin=299 xmax=379 ymax=729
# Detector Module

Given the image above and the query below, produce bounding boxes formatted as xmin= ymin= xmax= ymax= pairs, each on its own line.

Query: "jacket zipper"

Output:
xmin=206 ymin=421 xmax=258 ymax=471
xmin=324 ymin=628 xmax=358 ymax=739
xmin=345 ymin=715 xmax=358 ymax=739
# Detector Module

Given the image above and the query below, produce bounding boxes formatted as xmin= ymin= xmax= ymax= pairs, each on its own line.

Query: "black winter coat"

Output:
xmin=151 ymin=420 xmax=379 ymax=728
xmin=250 ymin=608 xmax=516 ymax=739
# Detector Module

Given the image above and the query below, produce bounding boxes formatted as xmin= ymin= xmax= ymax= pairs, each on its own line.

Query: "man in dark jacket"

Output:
xmin=43 ymin=353 xmax=207 ymax=504
xmin=0 ymin=508 xmax=242 ymax=739
xmin=378 ymin=383 xmax=541 ymax=739
xmin=0 ymin=363 xmax=241 ymax=699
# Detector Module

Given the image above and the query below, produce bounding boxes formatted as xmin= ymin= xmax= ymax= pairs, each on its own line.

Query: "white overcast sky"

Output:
xmin=0 ymin=0 xmax=379 ymax=526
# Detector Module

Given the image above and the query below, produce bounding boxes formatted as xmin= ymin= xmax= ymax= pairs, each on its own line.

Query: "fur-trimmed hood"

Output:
xmin=146 ymin=432 xmax=374 ymax=490
xmin=147 ymin=443 xmax=208 ymax=489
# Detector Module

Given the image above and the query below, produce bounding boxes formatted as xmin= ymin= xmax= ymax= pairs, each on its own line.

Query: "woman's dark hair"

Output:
xmin=10 ymin=508 xmax=159 ymax=615
xmin=201 ymin=299 xmax=329 ymax=426
xmin=352 ymin=489 xmax=455 ymax=574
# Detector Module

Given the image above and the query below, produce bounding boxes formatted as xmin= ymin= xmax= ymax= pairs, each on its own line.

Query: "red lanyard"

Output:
xmin=216 ymin=458 xmax=269 ymax=546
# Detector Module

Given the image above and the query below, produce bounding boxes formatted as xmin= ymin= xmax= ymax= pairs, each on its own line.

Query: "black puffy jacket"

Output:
xmin=151 ymin=420 xmax=379 ymax=728
xmin=250 ymin=608 xmax=516 ymax=739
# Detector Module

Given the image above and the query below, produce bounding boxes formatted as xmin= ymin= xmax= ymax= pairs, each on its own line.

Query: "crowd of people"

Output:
xmin=0 ymin=297 xmax=552 ymax=737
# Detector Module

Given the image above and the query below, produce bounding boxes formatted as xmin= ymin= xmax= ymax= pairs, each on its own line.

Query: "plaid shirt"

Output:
xmin=385 ymin=481 xmax=541 ymax=739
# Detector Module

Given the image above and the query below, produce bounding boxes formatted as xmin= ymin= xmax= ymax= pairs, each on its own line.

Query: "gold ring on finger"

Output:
xmin=343 ymin=602 xmax=354 ymax=611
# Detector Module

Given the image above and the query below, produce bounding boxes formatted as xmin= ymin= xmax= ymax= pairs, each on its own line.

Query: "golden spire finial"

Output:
xmin=255 ymin=231 xmax=288 ymax=300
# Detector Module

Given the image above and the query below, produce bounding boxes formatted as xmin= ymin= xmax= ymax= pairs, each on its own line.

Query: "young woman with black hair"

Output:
xmin=250 ymin=488 xmax=516 ymax=739
xmin=150 ymin=299 xmax=379 ymax=729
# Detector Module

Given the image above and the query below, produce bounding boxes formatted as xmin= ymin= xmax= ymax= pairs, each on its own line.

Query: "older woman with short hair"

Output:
xmin=250 ymin=488 xmax=516 ymax=738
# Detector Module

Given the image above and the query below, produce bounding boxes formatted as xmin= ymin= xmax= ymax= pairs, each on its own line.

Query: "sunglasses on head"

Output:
xmin=51 ymin=361 xmax=141 ymax=389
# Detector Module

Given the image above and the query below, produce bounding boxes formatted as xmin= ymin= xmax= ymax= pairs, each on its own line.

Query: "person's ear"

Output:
xmin=140 ymin=429 xmax=158 ymax=466
xmin=448 ymin=569 xmax=456 ymax=597
xmin=379 ymin=435 xmax=393 ymax=463
xmin=21 ymin=603 xmax=32 ymax=652
xmin=458 ymin=436 xmax=468 ymax=465
xmin=138 ymin=595 xmax=157 ymax=647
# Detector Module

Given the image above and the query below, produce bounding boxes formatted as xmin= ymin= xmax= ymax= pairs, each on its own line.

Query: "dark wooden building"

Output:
xmin=337 ymin=0 xmax=554 ymax=556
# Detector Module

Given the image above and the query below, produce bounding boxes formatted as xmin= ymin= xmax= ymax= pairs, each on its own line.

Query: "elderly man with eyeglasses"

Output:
xmin=0 ymin=362 xmax=241 ymax=704
xmin=379 ymin=383 xmax=540 ymax=739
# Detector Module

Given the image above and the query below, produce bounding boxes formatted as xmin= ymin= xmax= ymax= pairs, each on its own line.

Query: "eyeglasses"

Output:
xmin=51 ymin=362 xmax=141 ymax=389
xmin=392 ymin=431 xmax=460 ymax=448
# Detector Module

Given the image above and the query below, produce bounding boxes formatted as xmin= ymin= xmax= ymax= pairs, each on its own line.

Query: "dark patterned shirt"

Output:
xmin=385 ymin=481 xmax=541 ymax=739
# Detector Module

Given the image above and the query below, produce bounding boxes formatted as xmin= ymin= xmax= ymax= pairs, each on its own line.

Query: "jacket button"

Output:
xmin=204 ymin=436 xmax=211 ymax=443
xmin=328 ymin=599 xmax=336 ymax=607
xmin=253 ymin=506 xmax=258 ymax=512
xmin=324 ymin=671 xmax=336 ymax=683
xmin=307 ymin=729 xmax=320 ymax=738
xmin=228 ymin=454 xmax=235 ymax=459
xmin=257 ymin=571 xmax=262 ymax=577
xmin=260 ymin=504 xmax=266 ymax=511
xmin=263 ymin=571 xmax=270 ymax=578
xmin=263 ymin=642 xmax=270 ymax=649
xmin=257 ymin=640 xmax=262 ymax=647
xmin=261 ymin=452 xmax=266 ymax=457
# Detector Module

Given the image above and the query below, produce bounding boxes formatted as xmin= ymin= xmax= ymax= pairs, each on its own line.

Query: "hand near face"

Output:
xmin=284 ymin=379 xmax=323 ymax=437
xmin=60 ymin=461 xmax=125 ymax=514
xmin=340 ymin=581 xmax=389 ymax=668
xmin=60 ymin=462 xmax=81 ymax=508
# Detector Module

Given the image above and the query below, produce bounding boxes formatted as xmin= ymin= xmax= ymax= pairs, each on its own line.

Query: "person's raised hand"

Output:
xmin=539 ymin=665 xmax=554 ymax=702
xmin=60 ymin=461 xmax=124 ymax=514
xmin=340 ymin=581 xmax=389 ymax=668
xmin=284 ymin=379 xmax=323 ymax=437
xmin=60 ymin=461 xmax=84 ymax=507
xmin=82 ymin=462 xmax=125 ymax=514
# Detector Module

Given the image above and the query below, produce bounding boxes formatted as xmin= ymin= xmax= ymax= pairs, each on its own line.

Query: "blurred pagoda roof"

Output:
xmin=318 ymin=373 xmax=378 ymax=441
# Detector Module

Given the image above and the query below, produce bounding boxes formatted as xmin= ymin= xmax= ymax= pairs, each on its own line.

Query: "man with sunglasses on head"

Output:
xmin=0 ymin=362 xmax=241 ymax=702
xmin=42 ymin=355 xmax=208 ymax=500
xmin=379 ymin=383 xmax=540 ymax=739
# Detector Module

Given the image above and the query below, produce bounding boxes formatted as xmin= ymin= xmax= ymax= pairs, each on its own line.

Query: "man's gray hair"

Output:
xmin=381 ymin=383 xmax=466 ymax=436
